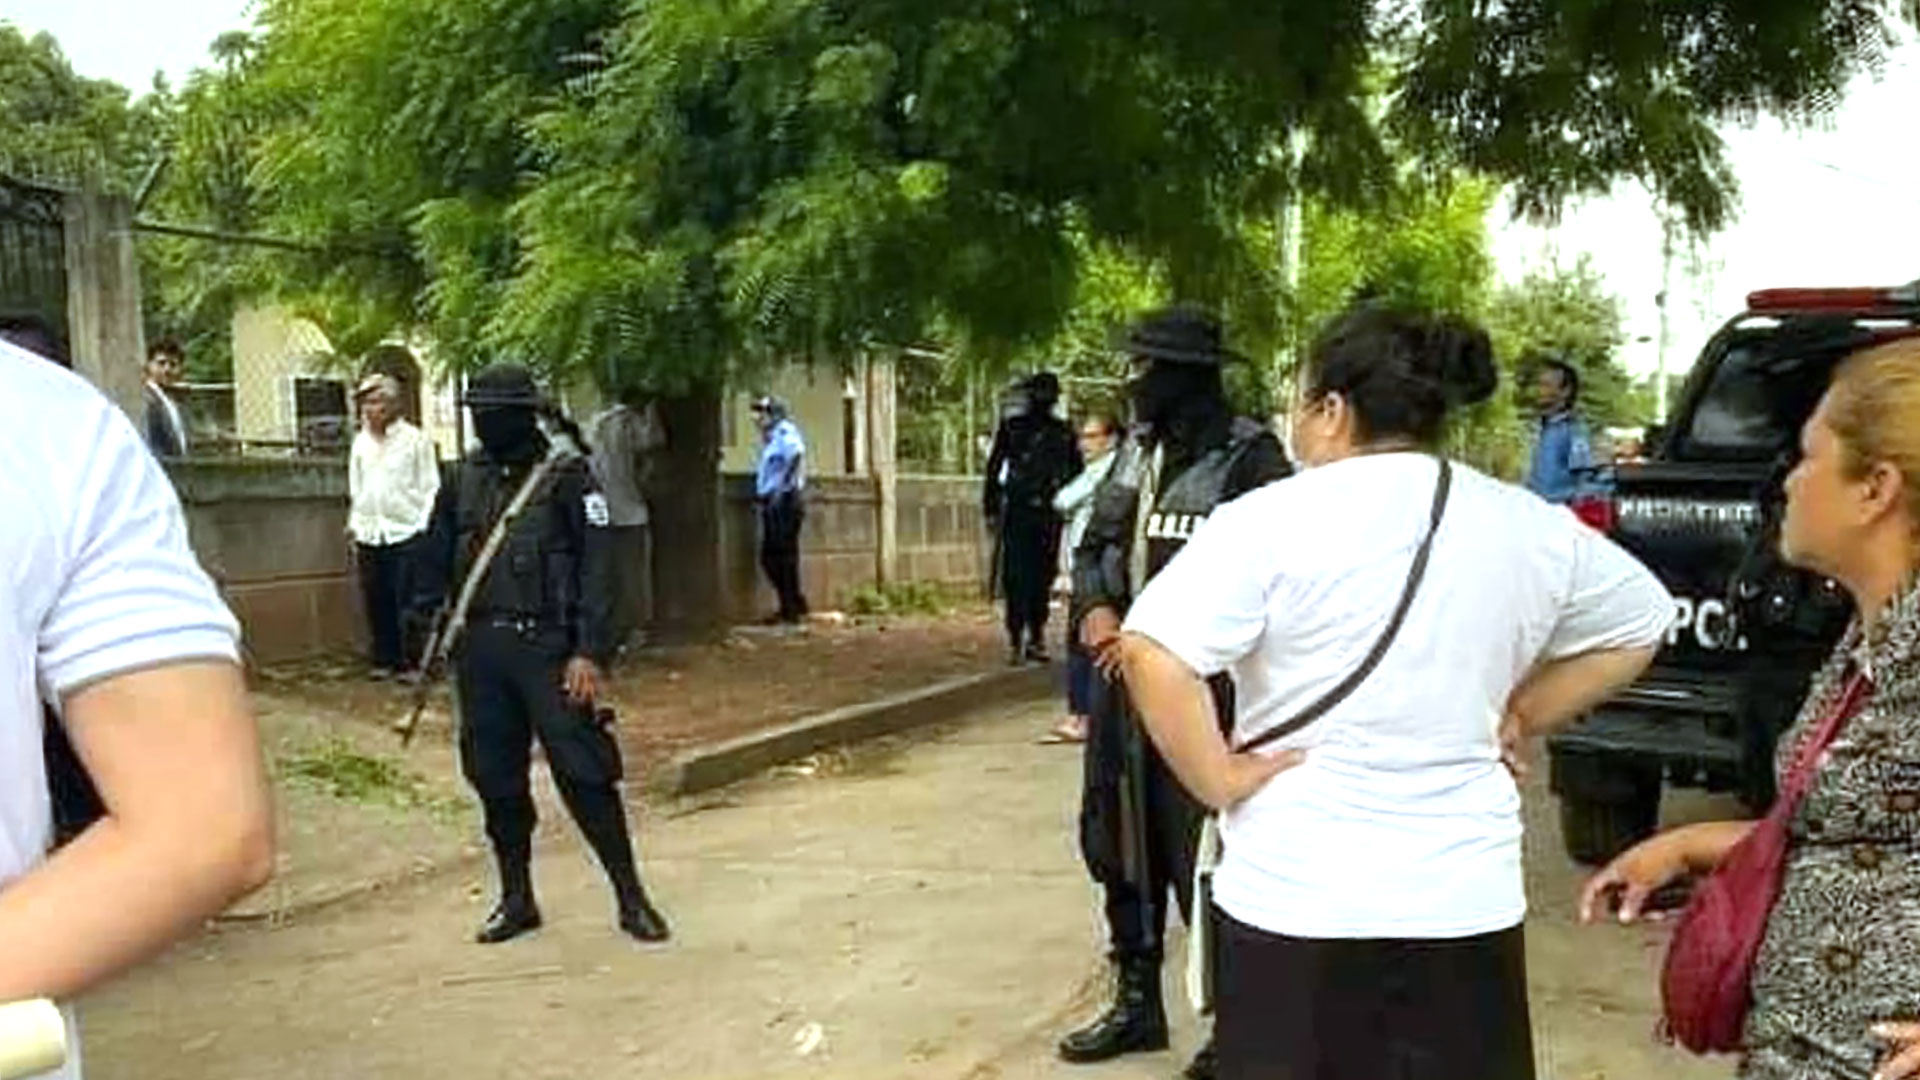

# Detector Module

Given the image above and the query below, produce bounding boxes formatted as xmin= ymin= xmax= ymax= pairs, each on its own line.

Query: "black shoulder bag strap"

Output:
xmin=1235 ymin=456 xmax=1454 ymax=754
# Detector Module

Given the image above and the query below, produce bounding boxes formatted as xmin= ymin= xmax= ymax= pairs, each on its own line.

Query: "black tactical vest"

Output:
xmin=1135 ymin=420 xmax=1266 ymax=580
xmin=451 ymin=454 xmax=585 ymax=623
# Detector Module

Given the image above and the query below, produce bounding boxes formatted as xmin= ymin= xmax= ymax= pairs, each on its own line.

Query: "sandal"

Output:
xmin=1038 ymin=716 xmax=1088 ymax=744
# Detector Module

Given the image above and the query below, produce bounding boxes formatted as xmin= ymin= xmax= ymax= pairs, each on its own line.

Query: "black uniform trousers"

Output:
xmin=357 ymin=534 xmax=424 ymax=672
xmin=1078 ymin=674 xmax=1225 ymax=961
xmin=455 ymin=619 xmax=639 ymax=904
xmin=456 ymin=620 xmax=622 ymax=798
xmin=999 ymin=508 xmax=1060 ymax=648
xmin=758 ymin=494 xmax=809 ymax=621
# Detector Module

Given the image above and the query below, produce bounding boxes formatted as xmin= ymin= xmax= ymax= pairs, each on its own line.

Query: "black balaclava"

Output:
xmin=473 ymin=406 xmax=542 ymax=464
xmin=1128 ymin=361 xmax=1186 ymax=431
xmin=466 ymin=363 xmax=546 ymax=463
xmin=1128 ymin=362 xmax=1231 ymax=475
xmin=1129 ymin=359 xmax=1228 ymax=453
xmin=1026 ymin=373 xmax=1061 ymax=415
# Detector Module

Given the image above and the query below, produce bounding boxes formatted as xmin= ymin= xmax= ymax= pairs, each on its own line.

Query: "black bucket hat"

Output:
xmin=1115 ymin=307 xmax=1247 ymax=366
xmin=461 ymin=363 xmax=544 ymax=408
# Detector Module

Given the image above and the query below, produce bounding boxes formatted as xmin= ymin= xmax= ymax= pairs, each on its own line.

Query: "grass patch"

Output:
xmin=280 ymin=738 xmax=464 ymax=818
xmin=846 ymin=580 xmax=960 ymax=617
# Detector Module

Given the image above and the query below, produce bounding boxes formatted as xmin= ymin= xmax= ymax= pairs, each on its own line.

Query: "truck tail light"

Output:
xmin=1571 ymin=494 xmax=1618 ymax=534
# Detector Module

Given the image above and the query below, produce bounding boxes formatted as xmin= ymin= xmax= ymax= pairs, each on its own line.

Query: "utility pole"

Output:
xmin=1655 ymin=212 xmax=1677 ymax=424
xmin=1277 ymin=128 xmax=1309 ymax=419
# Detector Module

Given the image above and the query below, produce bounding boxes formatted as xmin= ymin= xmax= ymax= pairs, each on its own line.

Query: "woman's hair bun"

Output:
xmin=1424 ymin=317 xmax=1498 ymax=407
xmin=1305 ymin=301 xmax=1498 ymax=445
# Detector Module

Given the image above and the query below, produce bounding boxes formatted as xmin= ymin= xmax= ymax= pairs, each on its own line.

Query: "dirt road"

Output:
xmin=78 ymin=699 xmax=1729 ymax=1080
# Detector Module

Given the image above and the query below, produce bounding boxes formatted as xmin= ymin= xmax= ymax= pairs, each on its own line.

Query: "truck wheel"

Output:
xmin=1560 ymin=789 xmax=1660 ymax=866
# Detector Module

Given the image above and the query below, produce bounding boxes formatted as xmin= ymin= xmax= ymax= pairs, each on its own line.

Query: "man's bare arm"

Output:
xmin=0 ymin=661 xmax=273 ymax=1001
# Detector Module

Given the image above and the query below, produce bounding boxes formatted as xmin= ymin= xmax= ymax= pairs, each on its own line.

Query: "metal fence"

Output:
xmin=0 ymin=176 xmax=69 ymax=351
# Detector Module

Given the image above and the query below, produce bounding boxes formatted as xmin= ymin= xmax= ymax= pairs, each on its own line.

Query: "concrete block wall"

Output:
xmin=720 ymin=474 xmax=871 ymax=624
xmin=895 ymin=476 xmax=991 ymax=590
xmin=717 ymin=474 xmax=988 ymax=623
xmin=170 ymin=459 xmax=365 ymax=665
xmin=172 ymin=461 xmax=989 ymax=662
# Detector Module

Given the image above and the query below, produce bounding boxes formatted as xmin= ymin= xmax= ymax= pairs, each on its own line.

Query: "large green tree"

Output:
xmin=136 ymin=32 xmax=287 ymax=379
xmin=0 ymin=25 xmax=167 ymax=192
xmin=1486 ymin=258 xmax=1638 ymax=428
xmin=1289 ymin=178 xmax=1519 ymax=472
xmin=231 ymin=0 xmax=626 ymax=356
xmin=1292 ymin=178 xmax=1500 ymax=349
xmin=130 ymin=0 xmax=1917 ymax=629
xmin=217 ymin=0 xmax=1914 ymax=387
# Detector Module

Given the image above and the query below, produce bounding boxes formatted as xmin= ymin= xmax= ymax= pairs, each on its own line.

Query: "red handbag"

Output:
xmin=1659 ymin=668 xmax=1870 ymax=1053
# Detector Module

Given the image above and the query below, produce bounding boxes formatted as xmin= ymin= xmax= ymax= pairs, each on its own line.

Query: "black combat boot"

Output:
xmin=1058 ymin=955 xmax=1169 ymax=1063
xmin=617 ymin=890 xmax=672 ymax=943
xmin=476 ymin=896 xmax=543 ymax=944
xmin=476 ymin=796 xmax=542 ymax=945
xmin=1183 ymin=1037 xmax=1217 ymax=1080
xmin=558 ymin=778 xmax=672 ymax=943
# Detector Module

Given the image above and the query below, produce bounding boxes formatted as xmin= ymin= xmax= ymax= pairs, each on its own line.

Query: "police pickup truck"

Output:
xmin=1547 ymin=282 xmax=1920 ymax=864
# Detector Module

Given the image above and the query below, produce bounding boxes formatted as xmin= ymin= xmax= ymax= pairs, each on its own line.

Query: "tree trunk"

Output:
xmin=866 ymin=351 xmax=899 ymax=585
xmin=648 ymin=385 xmax=727 ymax=643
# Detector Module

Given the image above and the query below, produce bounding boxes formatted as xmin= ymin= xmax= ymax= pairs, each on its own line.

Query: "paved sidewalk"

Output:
xmin=80 ymin=699 xmax=1720 ymax=1080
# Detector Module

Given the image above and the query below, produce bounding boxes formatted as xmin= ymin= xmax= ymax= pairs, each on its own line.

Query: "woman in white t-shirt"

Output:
xmin=1120 ymin=304 xmax=1673 ymax=1080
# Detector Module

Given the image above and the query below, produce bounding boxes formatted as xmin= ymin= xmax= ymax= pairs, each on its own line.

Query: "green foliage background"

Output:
xmin=3 ymin=2 xmax=1913 ymax=474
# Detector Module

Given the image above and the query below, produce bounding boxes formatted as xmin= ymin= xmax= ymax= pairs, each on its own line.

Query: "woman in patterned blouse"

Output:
xmin=1581 ymin=336 xmax=1920 ymax=1080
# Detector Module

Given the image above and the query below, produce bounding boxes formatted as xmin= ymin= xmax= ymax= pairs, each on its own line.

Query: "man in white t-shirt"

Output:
xmin=0 ymin=339 xmax=275 ymax=1078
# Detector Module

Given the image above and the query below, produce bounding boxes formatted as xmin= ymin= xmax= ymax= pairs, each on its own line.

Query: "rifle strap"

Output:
xmin=431 ymin=448 xmax=566 ymax=665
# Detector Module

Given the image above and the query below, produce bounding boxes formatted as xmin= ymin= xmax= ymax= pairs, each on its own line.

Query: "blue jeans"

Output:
xmin=1067 ymin=634 xmax=1096 ymax=715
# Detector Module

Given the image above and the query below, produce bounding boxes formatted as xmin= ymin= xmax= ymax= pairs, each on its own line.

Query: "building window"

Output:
xmin=292 ymin=376 xmax=349 ymax=455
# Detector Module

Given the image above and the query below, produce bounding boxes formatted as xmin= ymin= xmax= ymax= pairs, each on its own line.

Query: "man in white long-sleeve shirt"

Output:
xmin=348 ymin=374 xmax=440 ymax=678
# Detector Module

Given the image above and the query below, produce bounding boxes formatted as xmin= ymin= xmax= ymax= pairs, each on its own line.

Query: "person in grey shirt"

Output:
xmin=588 ymin=386 xmax=665 ymax=652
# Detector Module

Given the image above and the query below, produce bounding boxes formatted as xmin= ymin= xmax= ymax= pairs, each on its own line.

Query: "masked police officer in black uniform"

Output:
xmin=984 ymin=371 xmax=1081 ymax=664
xmin=416 ymin=363 xmax=670 ymax=945
xmin=1060 ymin=309 xmax=1292 ymax=1079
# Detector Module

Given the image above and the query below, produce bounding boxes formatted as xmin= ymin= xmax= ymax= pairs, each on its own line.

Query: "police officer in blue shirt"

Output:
xmin=1524 ymin=357 xmax=1600 ymax=504
xmin=752 ymin=396 xmax=810 ymax=624
xmin=416 ymin=364 xmax=669 ymax=945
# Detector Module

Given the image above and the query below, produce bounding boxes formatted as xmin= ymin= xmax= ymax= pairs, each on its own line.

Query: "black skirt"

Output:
xmin=1213 ymin=906 xmax=1536 ymax=1080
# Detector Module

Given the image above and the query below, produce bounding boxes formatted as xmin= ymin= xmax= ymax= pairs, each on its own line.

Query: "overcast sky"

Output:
xmin=5 ymin=0 xmax=251 ymax=94
xmin=13 ymin=1 xmax=1920 ymax=380
xmin=1493 ymin=36 xmax=1920 ymax=378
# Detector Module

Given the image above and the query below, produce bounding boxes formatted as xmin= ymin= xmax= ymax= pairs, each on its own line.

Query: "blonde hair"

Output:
xmin=1826 ymin=336 xmax=1920 ymax=527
